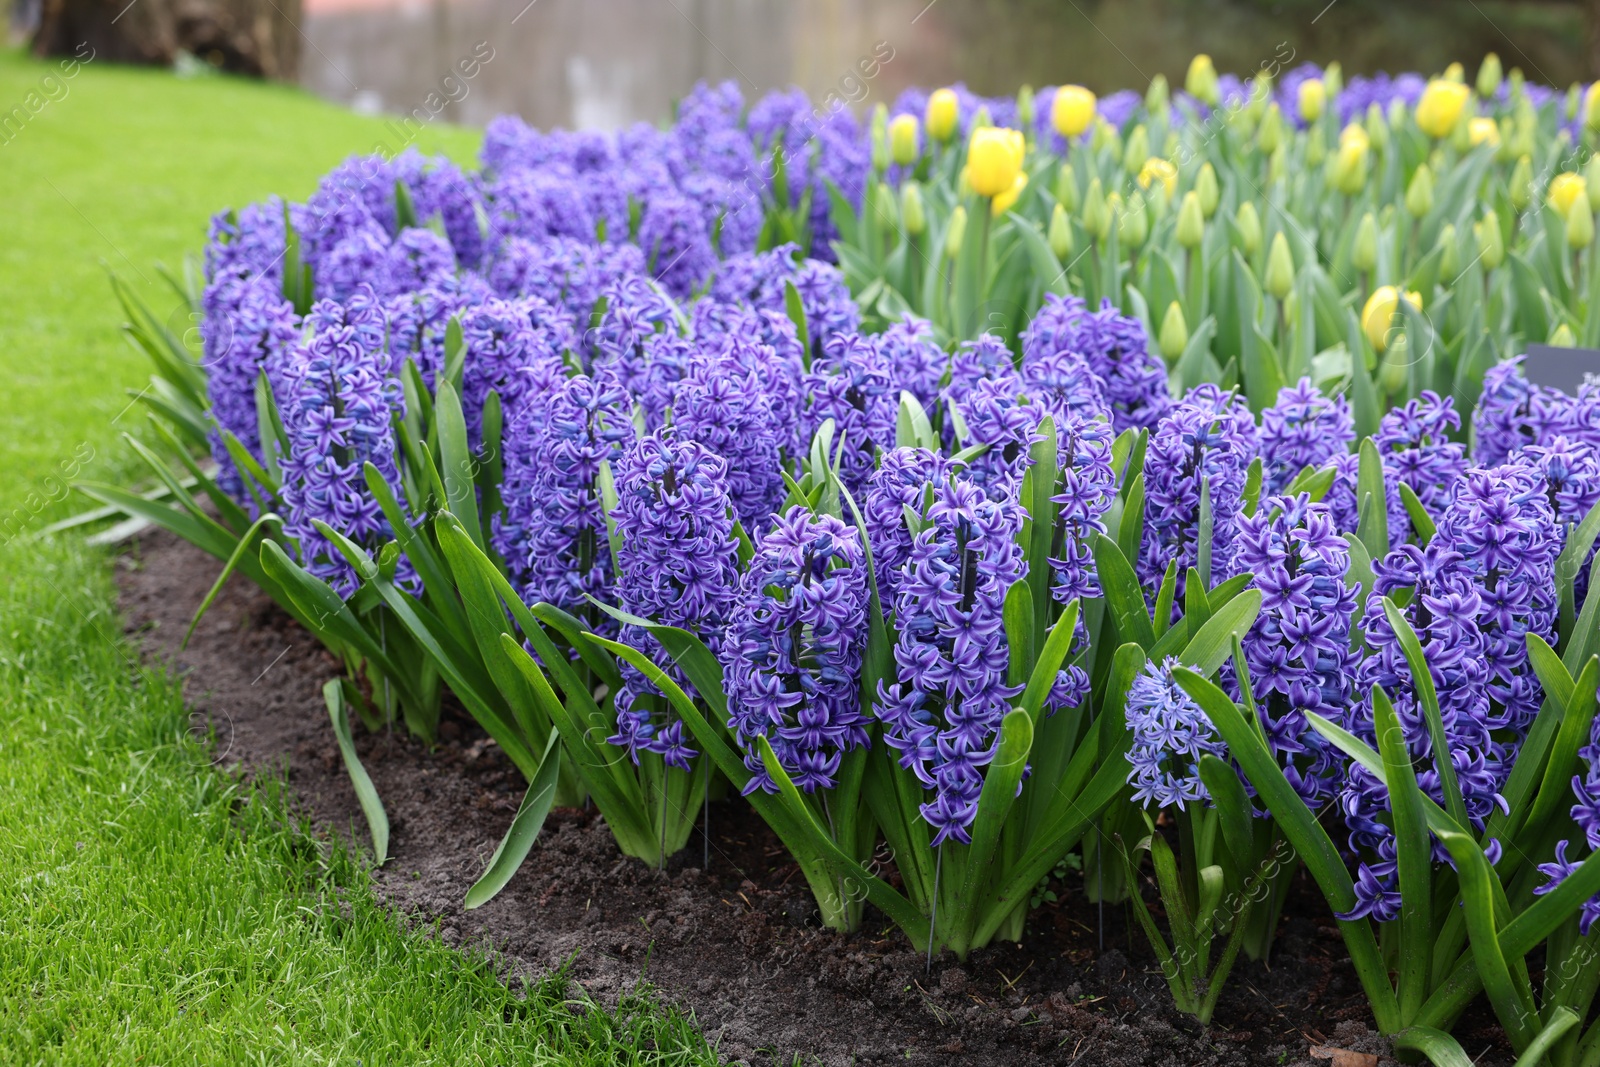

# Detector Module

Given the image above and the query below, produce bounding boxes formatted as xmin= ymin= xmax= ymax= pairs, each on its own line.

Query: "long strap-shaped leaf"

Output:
xmin=465 ymin=730 xmax=562 ymax=910
xmin=1391 ymin=1026 xmax=1476 ymax=1067
xmin=948 ymin=710 xmax=1033 ymax=950
xmin=325 ymin=679 xmax=388 ymax=866
xmin=1373 ymin=685 xmax=1433 ymax=1024
xmin=1173 ymin=667 xmax=1400 ymax=1033
xmin=1093 ymin=532 xmax=1155 ymax=649
xmin=1437 ymin=829 xmax=1542 ymax=1052
xmin=1380 ymin=597 xmax=1471 ymax=831
xmin=182 ymin=512 xmax=281 ymax=649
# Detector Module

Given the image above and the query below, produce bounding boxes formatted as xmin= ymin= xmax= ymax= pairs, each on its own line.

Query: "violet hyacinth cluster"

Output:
xmin=1258 ymin=378 xmax=1355 ymax=494
xmin=200 ymin=272 xmax=300 ymax=503
xmin=1537 ymin=715 xmax=1600 ymax=934
xmin=876 ymin=476 xmax=1026 ymax=845
xmin=722 ymin=507 xmax=872 ymax=793
xmin=1226 ymin=494 xmax=1359 ymax=805
xmin=670 ymin=348 xmax=786 ymax=529
xmin=1375 ymin=391 xmax=1469 ymax=514
xmin=1022 ymin=293 xmax=1169 ymax=434
xmin=862 ymin=447 xmax=953 ymax=606
xmin=805 ymin=332 xmax=899 ymax=494
xmin=610 ymin=433 xmax=741 ymax=769
xmin=1125 ymin=656 xmax=1228 ymax=810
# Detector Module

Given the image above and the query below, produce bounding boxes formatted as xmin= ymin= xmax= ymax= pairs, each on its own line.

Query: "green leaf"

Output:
xmin=784 ymin=279 xmax=810 ymax=363
xmin=1380 ymin=597 xmax=1470 ymax=830
xmin=434 ymin=381 xmax=482 ymax=550
xmin=1556 ymin=498 xmax=1600 ymax=642
xmin=1436 ymin=829 xmax=1541 ymax=1052
xmin=950 ymin=709 xmax=1033 ymax=945
xmin=465 ymin=731 xmax=562 ymax=909
xmin=1511 ymin=1008 xmax=1580 ymax=1067
xmin=1357 ymin=438 xmax=1389 ymax=558
xmin=182 ymin=513 xmax=280 ymax=649
xmin=1197 ymin=755 xmax=1254 ymax=874
xmin=1016 ymin=599 xmax=1080 ymax=722
xmin=1391 ymin=1027 xmax=1477 ymax=1067
xmin=1093 ymin=533 xmax=1155 ymax=649
xmin=1373 ymin=684 xmax=1432 ymax=1020
xmin=1177 ymin=589 xmax=1261 ymax=676
xmin=1398 ymin=482 xmax=1436 ymax=544
xmin=895 ymin=391 xmax=937 ymax=450
xmin=325 ymin=679 xmax=388 ymax=865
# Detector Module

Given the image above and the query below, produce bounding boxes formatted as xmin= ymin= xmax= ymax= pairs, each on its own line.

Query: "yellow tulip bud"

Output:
xmin=1054 ymin=163 xmax=1077 ymax=212
xmin=1366 ymin=102 xmax=1390 ymax=152
xmin=1325 ymin=62 xmax=1344 ymax=99
xmin=1437 ymin=222 xmax=1459 ymax=279
xmin=1568 ymin=197 xmax=1594 ymax=250
xmin=1307 ymin=132 xmax=1327 ymax=168
xmin=1476 ymin=210 xmax=1505 ymax=270
xmin=1416 ymin=79 xmax=1470 ymax=138
xmin=1104 ymin=191 xmax=1123 ymax=245
xmin=1405 ymin=164 xmax=1435 ymax=218
xmin=1264 ymin=232 xmax=1295 ymax=300
xmin=1123 ymin=125 xmax=1150 ymax=174
xmin=1052 ymin=85 xmax=1097 ymax=139
xmin=1585 ymin=82 xmax=1600 ymax=131
xmin=1333 ymin=136 xmax=1369 ymax=195
xmin=1299 ymin=78 xmax=1326 ymax=123
xmin=967 ymin=126 xmax=1025 ymax=198
xmin=991 ymin=171 xmax=1029 ymax=216
xmin=1586 ymin=154 xmax=1600 ymax=211
xmin=1137 ymin=157 xmax=1178 ymax=199
xmin=1159 ymin=301 xmax=1189 ymax=363
xmin=1352 ymin=212 xmax=1378 ymax=274
xmin=1362 ymin=286 xmax=1422 ymax=352
xmin=1186 ymin=53 xmax=1220 ymax=106
xmin=1176 ymin=190 xmax=1205 ymax=249
xmin=926 ymin=88 xmax=959 ymax=143
xmin=1196 ymin=162 xmax=1220 ymax=217
xmin=1236 ymin=200 xmax=1262 ymax=257
xmin=1146 ymin=73 xmax=1170 ymax=115
xmin=1476 ymin=53 xmax=1503 ymax=98
xmin=901 ymin=181 xmax=926 ymax=236
xmin=1120 ymin=192 xmax=1149 ymax=246
xmin=1467 ymin=116 xmax=1499 ymax=148
xmin=944 ymin=205 xmax=967 ymax=259
xmin=1551 ymin=171 xmax=1587 ymax=217
xmin=1551 ymin=323 xmax=1578 ymax=348
xmin=889 ymin=113 xmax=920 ymax=166
xmin=874 ymin=182 xmax=899 ymax=228
xmin=1510 ymin=155 xmax=1533 ymax=212
xmin=1258 ymin=103 xmax=1285 ymax=154
xmin=1083 ymin=178 xmax=1110 ymax=242
xmin=1049 ymin=202 xmax=1074 ymax=260
xmin=1444 ymin=61 xmax=1465 ymax=83
xmin=1017 ymin=85 xmax=1036 ymax=130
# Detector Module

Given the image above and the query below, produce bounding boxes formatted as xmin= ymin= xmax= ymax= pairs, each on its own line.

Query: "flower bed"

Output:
xmin=91 ymin=55 xmax=1600 ymax=1064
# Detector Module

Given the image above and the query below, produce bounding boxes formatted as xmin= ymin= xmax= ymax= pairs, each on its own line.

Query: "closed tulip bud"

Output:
xmin=1476 ymin=53 xmax=1502 ymax=98
xmin=1176 ymin=190 xmax=1205 ymax=249
xmin=1388 ymin=98 xmax=1409 ymax=129
xmin=1186 ymin=53 xmax=1220 ymax=106
xmin=1444 ymin=61 xmax=1466 ymax=82
xmin=1099 ymin=123 xmax=1123 ymax=162
xmin=1416 ymin=79 xmax=1469 ymax=138
xmin=991 ymin=171 xmax=1029 ymax=216
xmin=1196 ymin=162 xmax=1220 ymax=217
xmin=1083 ymin=177 xmax=1110 ymax=241
xmin=1352 ymin=212 xmax=1378 ymax=273
xmin=1568 ymin=197 xmax=1594 ymax=250
xmin=1123 ymin=124 xmax=1150 ymax=173
xmin=967 ymin=126 xmax=1025 ymax=197
xmin=1569 ymin=83 xmax=1584 ymax=121
xmin=1146 ymin=179 xmax=1170 ymax=221
xmin=926 ymin=87 xmax=959 ymax=143
xmin=1333 ymin=136 xmax=1368 ymax=194
xmin=1137 ymin=156 xmax=1177 ymax=199
xmin=1365 ymin=102 xmax=1389 ymax=152
xmin=1054 ymin=163 xmax=1077 ymax=212
xmin=1476 ymin=210 xmax=1505 ymax=269
xmin=871 ymin=114 xmax=891 ymax=172
xmin=1264 ymin=231 xmax=1295 ymax=299
xmin=944 ymin=204 xmax=967 ymax=258
xmin=1379 ymin=340 xmax=1410 ymax=395
xmin=1017 ymin=85 xmax=1036 ymax=130
xmin=1437 ymin=222 xmax=1459 ymax=279
xmin=1510 ymin=155 xmax=1533 ymax=211
xmin=1120 ymin=192 xmax=1149 ymax=246
xmin=901 ymin=181 xmax=926 ymax=236
xmin=1159 ymin=301 xmax=1189 ymax=362
xmin=972 ymin=105 xmax=992 ymax=131
xmin=1467 ymin=117 xmax=1500 ymax=148
xmin=890 ymin=113 xmax=920 ymax=166
xmin=1049 ymin=202 xmax=1074 ymax=259
xmin=1269 ymin=143 xmax=1290 ymax=184
xmin=1551 ymin=323 xmax=1577 ymax=347
xmin=1307 ymin=132 xmax=1327 ymax=167
xmin=1299 ymin=78 xmax=1326 ymax=123
xmin=1163 ymin=129 xmax=1181 ymax=159
xmin=1258 ymin=103 xmax=1285 ymax=154
xmin=1236 ymin=200 xmax=1262 ymax=256
xmin=1052 ymin=84 xmax=1096 ymax=139
xmin=1405 ymin=164 xmax=1435 ymax=217
xmin=1325 ymin=62 xmax=1344 ymax=98
xmin=1362 ymin=285 xmax=1422 ymax=352
xmin=1104 ymin=192 xmax=1123 ymax=244
xmin=1550 ymin=171 xmax=1587 ymax=217
xmin=1585 ymin=82 xmax=1600 ymax=130
xmin=1146 ymin=73 xmax=1169 ymax=115
xmin=1586 ymin=154 xmax=1600 ymax=210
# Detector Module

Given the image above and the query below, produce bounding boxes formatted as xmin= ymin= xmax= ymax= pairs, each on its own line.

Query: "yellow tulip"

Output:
xmin=889 ymin=114 xmax=920 ymax=166
xmin=1186 ymin=54 xmax=1220 ymax=106
xmin=1159 ymin=301 xmax=1189 ymax=362
xmin=926 ymin=88 xmax=959 ymax=143
xmin=1052 ymin=85 xmax=1097 ymax=139
xmin=991 ymin=172 xmax=1029 ymax=216
xmin=1339 ymin=123 xmax=1370 ymax=151
xmin=1298 ymin=78 xmax=1326 ymax=123
xmin=1468 ymin=117 xmax=1499 ymax=147
xmin=1443 ymin=62 xmax=1465 ymax=83
xmin=967 ymin=127 xmax=1025 ymax=198
xmin=1362 ymin=286 xmax=1423 ymax=352
xmin=1415 ymin=79 xmax=1470 ymax=138
xmin=1585 ymin=82 xmax=1600 ymax=130
xmin=1333 ymin=135 xmax=1369 ymax=195
xmin=1550 ymin=172 xmax=1587 ymax=217
xmin=1137 ymin=157 xmax=1178 ymax=199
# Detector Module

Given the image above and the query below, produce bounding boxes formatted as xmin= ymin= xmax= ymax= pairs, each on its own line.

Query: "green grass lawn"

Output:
xmin=0 ymin=47 xmax=716 ymax=1065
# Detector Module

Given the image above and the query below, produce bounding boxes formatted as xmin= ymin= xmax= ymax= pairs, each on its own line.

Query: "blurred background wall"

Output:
xmin=16 ymin=0 xmax=1598 ymax=127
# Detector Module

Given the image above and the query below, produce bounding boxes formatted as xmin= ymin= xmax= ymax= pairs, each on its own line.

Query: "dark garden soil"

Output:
xmin=115 ymin=527 xmax=1516 ymax=1066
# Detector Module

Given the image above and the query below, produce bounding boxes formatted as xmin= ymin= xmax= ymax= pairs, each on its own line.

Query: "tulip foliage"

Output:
xmin=87 ymin=56 xmax=1600 ymax=1066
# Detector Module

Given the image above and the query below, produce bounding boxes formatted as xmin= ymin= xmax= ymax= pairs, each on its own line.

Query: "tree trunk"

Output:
xmin=32 ymin=0 xmax=302 ymax=80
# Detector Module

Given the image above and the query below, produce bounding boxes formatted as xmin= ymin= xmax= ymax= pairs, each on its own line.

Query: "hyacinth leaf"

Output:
xmin=1564 ymin=554 xmax=1600 ymax=674
xmin=434 ymin=382 xmax=482 ymax=551
xmin=895 ymin=391 xmax=937 ymax=451
xmin=1117 ymin=472 xmax=1147 ymax=564
xmin=1152 ymin=561 xmax=1179 ymax=640
xmin=1024 ymin=415 xmax=1060 ymax=636
xmin=144 ymin=418 xmax=254 ymax=536
xmin=107 ymin=269 xmax=207 ymax=409
xmin=1284 ymin=463 xmax=1337 ymax=503
xmin=1356 ymin=438 xmax=1389 ymax=559
xmin=1373 ymin=685 xmax=1433 ymax=1022
xmin=441 ymin=315 xmax=467 ymax=395
xmin=1197 ymin=475 xmax=1214 ymax=589
xmin=1172 ymin=668 xmax=1400 ymax=1033
xmin=1342 ymin=534 xmax=1375 ymax=650
xmin=1398 ymin=482 xmax=1436 ymax=544
xmin=182 ymin=511 xmax=280 ymax=650
xmin=1119 ymin=835 xmax=1188 ymax=1010
xmin=531 ymin=602 xmax=623 ymax=694
xmin=217 ymin=429 xmax=276 ymax=517
xmin=1093 ymin=533 xmax=1155 ymax=649
xmin=362 ymin=463 xmax=469 ymax=636
xmin=1436 ymin=829 xmax=1542 ymax=1052
xmin=1512 ymin=1008 xmax=1582 ymax=1067
xmin=1518 ymin=648 xmax=1598 ymax=846
xmin=1175 ymin=588 xmax=1261 ymax=677
xmin=252 ymin=370 xmax=287 ymax=485
xmin=1241 ymin=457 xmax=1264 ymax=519
xmin=1391 ymin=1027 xmax=1476 ymax=1067
xmin=1004 ymin=581 xmax=1035 ymax=690
xmin=784 ymin=279 xmax=810 ymax=364
xmin=1197 ymin=755 xmax=1253 ymax=878
xmin=1379 ymin=597 xmax=1471 ymax=831
xmin=464 ymin=730 xmax=561 ymax=910
xmin=324 ymin=678 xmax=388 ymax=866
xmin=1555 ymin=498 xmax=1600 ymax=642
xmin=585 ymin=599 xmax=728 ymax=722
xmin=950 ymin=709 xmax=1033 ymax=947
xmin=1016 ymin=598 xmax=1079 ymax=724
